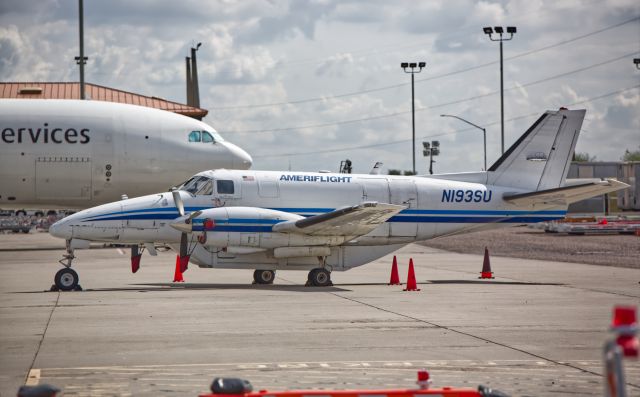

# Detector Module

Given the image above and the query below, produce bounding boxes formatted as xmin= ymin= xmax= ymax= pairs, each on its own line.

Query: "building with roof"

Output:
xmin=0 ymin=82 xmax=208 ymax=120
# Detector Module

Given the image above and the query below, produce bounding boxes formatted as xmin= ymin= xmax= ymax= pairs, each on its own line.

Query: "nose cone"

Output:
xmin=226 ymin=142 xmax=253 ymax=169
xmin=49 ymin=218 xmax=72 ymax=240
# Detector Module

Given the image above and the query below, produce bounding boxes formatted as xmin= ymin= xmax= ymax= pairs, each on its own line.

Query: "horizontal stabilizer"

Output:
xmin=272 ymin=202 xmax=405 ymax=236
xmin=503 ymin=179 xmax=629 ymax=206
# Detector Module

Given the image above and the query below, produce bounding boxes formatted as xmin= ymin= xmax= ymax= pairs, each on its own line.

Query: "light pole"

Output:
xmin=634 ymin=58 xmax=640 ymax=69
xmin=422 ymin=140 xmax=440 ymax=175
xmin=483 ymin=26 xmax=516 ymax=154
xmin=440 ymin=114 xmax=486 ymax=171
xmin=75 ymin=0 xmax=88 ymax=99
xmin=401 ymin=61 xmax=426 ymax=174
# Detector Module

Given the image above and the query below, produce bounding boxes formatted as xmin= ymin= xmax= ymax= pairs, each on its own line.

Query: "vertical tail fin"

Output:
xmin=487 ymin=108 xmax=585 ymax=190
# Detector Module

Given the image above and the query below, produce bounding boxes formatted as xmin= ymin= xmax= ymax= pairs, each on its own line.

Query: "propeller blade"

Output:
xmin=187 ymin=210 xmax=202 ymax=222
xmin=180 ymin=233 xmax=188 ymax=258
xmin=171 ymin=189 xmax=185 ymax=217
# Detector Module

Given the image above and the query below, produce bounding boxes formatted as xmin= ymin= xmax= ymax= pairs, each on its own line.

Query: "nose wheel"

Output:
xmin=51 ymin=243 xmax=83 ymax=291
xmin=54 ymin=268 xmax=81 ymax=291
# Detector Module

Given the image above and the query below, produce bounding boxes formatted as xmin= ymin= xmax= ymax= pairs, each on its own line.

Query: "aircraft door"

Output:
xmin=35 ymin=157 xmax=92 ymax=201
xmin=362 ymin=178 xmax=390 ymax=237
xmin=388 ymin=179 xmax=417 ymax=237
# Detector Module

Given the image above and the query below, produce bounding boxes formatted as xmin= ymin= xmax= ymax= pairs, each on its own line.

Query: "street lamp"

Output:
xmin=422 ymin=140 xmax=440 ymax=175
xmin=634 ymin=58 xmax=640 ymax=69
xmin=483 ymin=25 xmax=516 ymax=154
xmin=440 ymin=114 xmax=486 ymax=171
xmin=401 ymin=61 xmax=426 ymax=174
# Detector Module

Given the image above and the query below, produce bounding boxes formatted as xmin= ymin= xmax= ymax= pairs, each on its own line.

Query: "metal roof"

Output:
xmin=0 ymin=82 xmax=208 ymax=119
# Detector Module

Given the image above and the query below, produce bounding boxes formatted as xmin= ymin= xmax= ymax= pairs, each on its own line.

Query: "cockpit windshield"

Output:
xmin=187 ymin=130 xmax=225 ymax=143
xmin=176 ymin=176 xmax=213 ymax=196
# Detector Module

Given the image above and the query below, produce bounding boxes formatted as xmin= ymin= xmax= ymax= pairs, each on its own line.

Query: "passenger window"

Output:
xmin=188 ymin=131 xmax=201 ymax=142
xmin=217 ymin=180 xmax=234 ymax=194
xmin=202 ymin=131 xmax=215 ymax=143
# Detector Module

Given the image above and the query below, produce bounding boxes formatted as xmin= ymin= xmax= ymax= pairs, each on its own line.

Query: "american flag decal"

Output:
xmin=242 ymin=175 xmax=255 ymax=181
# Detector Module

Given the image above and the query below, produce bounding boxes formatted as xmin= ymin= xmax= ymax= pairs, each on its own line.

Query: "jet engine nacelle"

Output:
xmin=188 ymin=207 xmax=347 ymax=250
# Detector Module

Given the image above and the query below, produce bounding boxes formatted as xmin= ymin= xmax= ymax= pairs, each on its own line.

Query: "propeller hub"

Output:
xmin=170 ymin=220 xmax=192 ymax=233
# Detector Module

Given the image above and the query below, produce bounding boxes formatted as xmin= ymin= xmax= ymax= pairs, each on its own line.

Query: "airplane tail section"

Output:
xmin=487 ymin=108 xmax=585 ymax=190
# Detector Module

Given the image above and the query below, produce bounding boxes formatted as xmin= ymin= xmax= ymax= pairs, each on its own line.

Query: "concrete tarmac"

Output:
xmin=0 ymin=232 xmax=638 ymax=396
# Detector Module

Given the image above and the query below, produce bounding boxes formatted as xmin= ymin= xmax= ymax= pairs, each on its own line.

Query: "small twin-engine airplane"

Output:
xmin=49 ymin=108 xmax=627 ymax=290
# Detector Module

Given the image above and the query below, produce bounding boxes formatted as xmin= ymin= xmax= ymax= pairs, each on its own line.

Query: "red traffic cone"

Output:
xmin=173 ymin=255 xmax=184 ymax=282
xmin=388 ymin=255 xmax=401 ymax=285
xmin=479 ymin=247 xmax=494 ymax=279
xmin=403 ymin=258 xmax=420 ymax=291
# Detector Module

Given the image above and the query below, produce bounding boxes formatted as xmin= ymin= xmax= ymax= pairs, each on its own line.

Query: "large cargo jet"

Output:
xmin=0 ymin=99 xmax=252 ymax=209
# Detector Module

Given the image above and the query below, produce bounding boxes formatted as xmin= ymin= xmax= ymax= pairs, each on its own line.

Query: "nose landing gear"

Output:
xmin=51 ymin=243 xmax=82 ymax=291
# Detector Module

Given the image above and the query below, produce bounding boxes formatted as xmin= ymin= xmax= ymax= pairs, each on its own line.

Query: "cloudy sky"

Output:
xmin=1 ymin=0 xmax=639 ymax=174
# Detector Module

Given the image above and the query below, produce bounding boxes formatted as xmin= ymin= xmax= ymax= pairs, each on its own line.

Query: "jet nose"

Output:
xmin=226 ymin=142 xmax=253 ymax=169
xmin=49 ymin=218 xmax=72 ymax=239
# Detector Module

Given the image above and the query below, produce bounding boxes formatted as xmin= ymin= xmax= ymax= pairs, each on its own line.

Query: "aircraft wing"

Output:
xmin=272 ymin=202 xmax=405 ymax=236
xmin=503 ymin=178 xmax=629 ymax=206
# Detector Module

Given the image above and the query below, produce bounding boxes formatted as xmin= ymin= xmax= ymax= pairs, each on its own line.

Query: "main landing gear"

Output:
xmin=253 ymin=269 xmax=276 ymax=285
xmin=306 ymin=268 xmax=333 ymax=287
xmin=51 ymin=242 xmax=82 ymax=291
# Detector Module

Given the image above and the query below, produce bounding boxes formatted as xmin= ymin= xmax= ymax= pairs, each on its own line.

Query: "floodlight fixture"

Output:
xmin=418 ymin=62 xmax=426 ymax=68
xmin=401 ymin=62 xmax=409 ymax=68
xmin=409 ymin=62 xmax=417 ymax=68
xmin=483 ymin=25 xmax=517 ymax=154
xmin=634 ymin=58 xmax=640 ymax=69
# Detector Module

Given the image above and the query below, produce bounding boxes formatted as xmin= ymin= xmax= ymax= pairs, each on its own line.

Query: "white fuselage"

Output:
xmin=0 ymin=99 xmax=252 ymax=209
xmin=50 ymin=169 xmax=567 ymax=272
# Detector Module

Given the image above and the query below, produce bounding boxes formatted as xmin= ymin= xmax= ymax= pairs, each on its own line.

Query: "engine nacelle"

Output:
xmin=191 ymin=207 xmax=346 ymax=250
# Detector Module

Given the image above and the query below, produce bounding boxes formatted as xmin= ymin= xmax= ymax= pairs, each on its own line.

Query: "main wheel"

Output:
xmin=307 ymin=268 xmax=332 ymax=287
xmin=54 ymin=268 xmax=79 ymax=291
xmin=253 ymin=269 xmax=275 ymax=284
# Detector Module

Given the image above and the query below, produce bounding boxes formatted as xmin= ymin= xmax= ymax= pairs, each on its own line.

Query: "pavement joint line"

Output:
xmin=323 ymin=291 xmax=640 ymax=390
xmin=24 ymin=290 xmax=60 ymax=385
xmin=24 ymin=369 xmax=40 ymax=386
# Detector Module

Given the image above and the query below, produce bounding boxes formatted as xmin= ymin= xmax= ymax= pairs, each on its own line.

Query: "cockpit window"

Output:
xmin=217 ymin=180 xmax=234 ymax=194
xmin=188 ymin=131 xmax=201 ymax=142
xmin=208 ymin=130 xmax=224 ymax=142
xmin=178 ymin=176 xmax=213 ymax=195
xmin=202 ymin=131 xmax=214 ymax=143
xmin=195 ymin=180 xmax=213 ymax=195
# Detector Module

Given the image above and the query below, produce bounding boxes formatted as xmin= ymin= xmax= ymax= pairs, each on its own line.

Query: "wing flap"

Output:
xmin=272 ymin=202 xmax=405 ymax=236
xmin=503 ymin=178 xmax=629 ymax=206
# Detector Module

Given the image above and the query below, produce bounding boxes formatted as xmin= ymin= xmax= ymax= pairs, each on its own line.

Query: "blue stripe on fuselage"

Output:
xmin=81 ymin=207 xmax=566 ymax=224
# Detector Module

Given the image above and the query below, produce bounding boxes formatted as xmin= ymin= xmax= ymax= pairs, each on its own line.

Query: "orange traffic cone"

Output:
xmin=388 ymin=255 xmax=401 ymax=285
xmin=173 ymin=255 xmax=184 ymax=282
xmin=403 ymin=258 xmax=420 ymax=291
xmin=479 ymin=247 xmax=494 ymax=279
